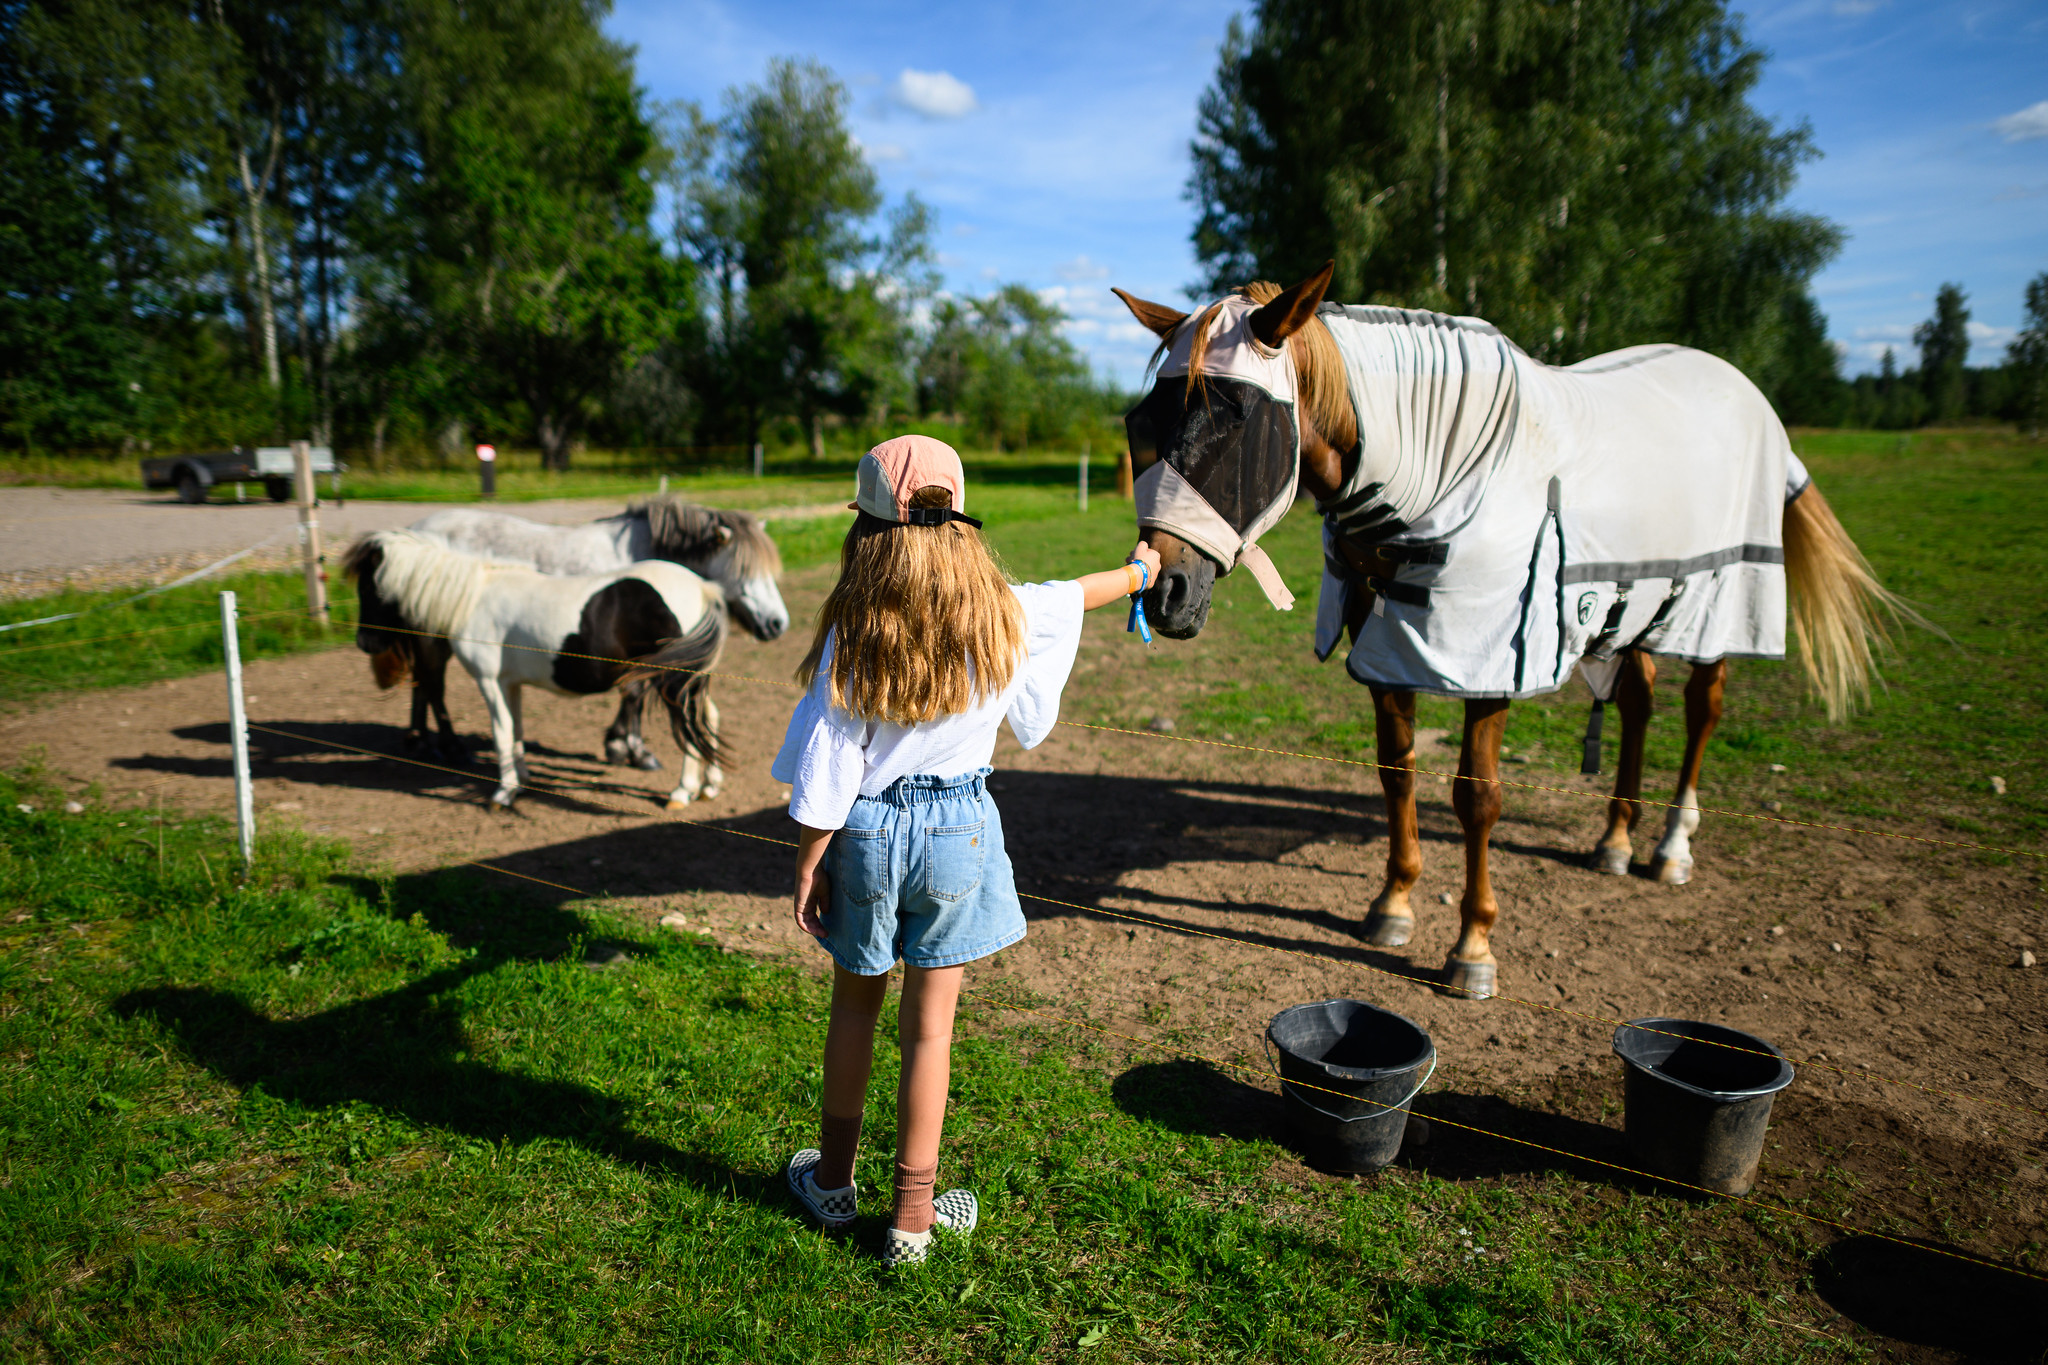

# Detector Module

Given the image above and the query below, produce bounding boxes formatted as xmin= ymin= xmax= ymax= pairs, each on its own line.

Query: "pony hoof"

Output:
xmin=1652 ymin=856 xmax=1693 ymax=886
xmin=490 ymin=790 xmax=517 ymax=810
xmin=1360 ymin=913 xmax=1415 ymax=947
xmin=1592 ymin=846 xmax=1631 ymax=876
xmin=665 ymin=794 xmax=693 ymax=811
xmin=1443 ymin=958 xmax=1497 ymax=1000
xmin=699 ymin=782 xmax=722 ymax=800
xmin=634 ymin=753 xmax=664 ymax=771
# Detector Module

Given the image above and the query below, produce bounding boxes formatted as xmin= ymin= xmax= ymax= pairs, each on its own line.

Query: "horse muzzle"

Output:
xmin=1144 ymin=552 xmax=1216 ymax=639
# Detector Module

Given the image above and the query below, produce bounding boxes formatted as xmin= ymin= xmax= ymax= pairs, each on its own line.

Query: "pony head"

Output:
xmin=341 ymin=534 xmax=412 ymax=673
xmin=1114 ymin=262 xmax=1339 ymax=639
xmin=630 ymin=496 xmax=788 ymax=641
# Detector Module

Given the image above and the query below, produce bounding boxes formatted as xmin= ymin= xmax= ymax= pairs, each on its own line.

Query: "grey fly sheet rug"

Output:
xmin=1308 ymin=305 xmax=1810 ymax=700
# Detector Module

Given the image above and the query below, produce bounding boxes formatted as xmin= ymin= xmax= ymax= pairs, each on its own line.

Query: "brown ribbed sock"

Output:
xmin=817 ymin=1111 xmax=862 ymax=1190
xmin=891 ymin=1160 xmax=937 ymax=1234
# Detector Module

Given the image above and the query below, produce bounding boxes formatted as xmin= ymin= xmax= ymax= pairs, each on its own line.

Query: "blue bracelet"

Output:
xmin=1126 ymin=559 xmax=1153 ymax=644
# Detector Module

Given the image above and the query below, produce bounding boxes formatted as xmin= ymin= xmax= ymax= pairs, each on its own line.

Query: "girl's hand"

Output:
xmin=1078 ymin=541 xmax=1167 ymax=610
xmin=794 ymin=867 xmax=830 ymax=938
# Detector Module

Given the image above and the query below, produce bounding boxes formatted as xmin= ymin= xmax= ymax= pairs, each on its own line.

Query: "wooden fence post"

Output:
xmin=293 ymin=439 xmax=329 ymax=624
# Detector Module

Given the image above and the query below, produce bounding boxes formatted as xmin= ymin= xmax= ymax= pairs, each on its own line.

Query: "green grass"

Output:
xmin=0 ymin=573 xmax=359 ymax=706
xmin=0 ymin=766 xmax=1850 ymax=1361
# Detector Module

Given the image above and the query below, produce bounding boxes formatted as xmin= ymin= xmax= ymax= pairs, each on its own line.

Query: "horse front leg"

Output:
xmin=421 ymin=641 xmax=466 ymax=765
xmin=474 ymin=675 xmax=521 ymax=808
xmin=1446 ymin=697 xmax=1511 ymax=1000
xmin=1650 ymin=660 xmax=1726 ymax=885
xmin=1592 ymin=649 xmax=1656 ymax=874
xmin=604 ymin=679 xmax=662 ymax=770
xmin=1361 ymin=686 xmax=1423 ymax=946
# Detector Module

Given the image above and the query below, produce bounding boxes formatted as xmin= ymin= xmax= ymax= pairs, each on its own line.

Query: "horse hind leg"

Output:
xmin=1362 ymin=687 xmax=1423 ymax=946
xmin=1650 ymin=660 xmax=1726 ymax=885
xmin=604 ymin=679 xmax=662 ymax=770
xmin=1592 ymin=649 xmax=1656 ymax=875
xmin=1445 ymin=698 xmax=1511 ymax=1000
xmin=665 ymin=696 xmax=721 ymax=810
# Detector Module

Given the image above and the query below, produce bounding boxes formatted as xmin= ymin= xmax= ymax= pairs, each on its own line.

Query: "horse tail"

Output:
xmin=626 ymin=609 xmax=726 ymax=769
xmin=1783 ymin=480 xmax=1927 ymax=721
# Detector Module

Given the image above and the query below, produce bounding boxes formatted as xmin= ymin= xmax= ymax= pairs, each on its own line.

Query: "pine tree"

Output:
xmin=2010 ymin=272 xmax=2048 ymax=438
xmin=1912 ymin=283 xmax=1970 ymax=425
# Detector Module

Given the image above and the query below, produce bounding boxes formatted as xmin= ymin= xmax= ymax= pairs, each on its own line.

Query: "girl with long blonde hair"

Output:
xmin=775 ymin=434 xmax=1159 ymax=1267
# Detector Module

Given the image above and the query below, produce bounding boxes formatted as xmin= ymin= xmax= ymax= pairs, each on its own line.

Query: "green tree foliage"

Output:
xmin=918 ymin=286 xmax=1103 ymax=450
xmin=1188 ymin=0 xmax=1842 ymax=389
xmin=2009 ymin=272 xmax=2048 ymax=437
xmin=1771 ymin=292 xmax=1844 ymax=425
xmin=668 ymin=60 xmax=935 ymax=454
xmin=1912 ymin=282 xmax=1970 ymax=424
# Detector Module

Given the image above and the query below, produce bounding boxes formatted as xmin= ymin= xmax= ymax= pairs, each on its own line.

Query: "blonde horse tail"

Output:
xmin=1783 ymin=480 xmax=1926 ymax=721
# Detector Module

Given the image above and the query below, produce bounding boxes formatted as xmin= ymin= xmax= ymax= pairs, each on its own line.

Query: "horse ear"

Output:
xmin=1249 ymin=261 xmax=1335 ymax=347
xmin=715 ymin=524 xmax=734 ymax=545
xmin=1112 ymin=288 xmax=1189 ymax=340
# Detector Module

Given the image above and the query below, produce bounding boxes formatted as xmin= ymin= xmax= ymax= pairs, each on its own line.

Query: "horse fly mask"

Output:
xmin=1126 ymin=296 xmax=1300 ymax=610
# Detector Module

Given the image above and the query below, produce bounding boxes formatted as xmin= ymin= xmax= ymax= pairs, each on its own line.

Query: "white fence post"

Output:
xmin=220 ymin=590 xmax=255 ymax=870
xmin=1078 ymin=441 xmax=1089 ymax=513
xmin=752 ymin=442 xmax=764 ymax=478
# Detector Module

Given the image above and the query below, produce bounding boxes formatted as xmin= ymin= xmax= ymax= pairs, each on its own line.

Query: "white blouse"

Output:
xmin=771 ymin=581 xmax=1087 ymax=830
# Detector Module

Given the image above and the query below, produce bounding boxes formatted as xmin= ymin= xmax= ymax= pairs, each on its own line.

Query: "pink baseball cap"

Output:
xmin=851 ymin=435 xmax=982 ymax=528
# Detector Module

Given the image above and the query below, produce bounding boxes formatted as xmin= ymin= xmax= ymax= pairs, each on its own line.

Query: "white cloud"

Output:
xmin=1991 ymin=100 xmax=2048 ymax=142
xmin=1994 ymin=182 xmax=2048 ymax=202
xmin=1054 ymin=254 xmax=1111 ymax=282
xmin=1831 ymin=0 xmax=1883 ymax=14
xmin=891 ymin=69 xmax=978 ymax=120
xmin=979 ymin=266 xmax=1001 ymax=281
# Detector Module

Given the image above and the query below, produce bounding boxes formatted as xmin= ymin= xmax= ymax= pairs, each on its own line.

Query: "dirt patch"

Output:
xmin=4 ymin=559 xmax=2045 ymax=1352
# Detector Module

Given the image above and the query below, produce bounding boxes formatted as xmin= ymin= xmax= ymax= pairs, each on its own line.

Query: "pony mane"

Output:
xmin=346 ymin=529 xmax=520 ymax=636
xmin=1162 ymin=282 xmax=1359 ymax=455
xmin=629 ymin=495 xmax=783 ymax=580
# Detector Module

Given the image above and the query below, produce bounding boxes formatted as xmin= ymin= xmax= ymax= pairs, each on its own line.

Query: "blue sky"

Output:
xmin=608 ymin=0 xmax=2047 ymax=387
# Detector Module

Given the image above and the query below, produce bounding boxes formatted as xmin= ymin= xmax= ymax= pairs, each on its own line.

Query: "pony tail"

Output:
xmin=1783 ymin=481 xmax=1930 ymax=720
xmin=628 ymin=611 xmax=726 ymax=770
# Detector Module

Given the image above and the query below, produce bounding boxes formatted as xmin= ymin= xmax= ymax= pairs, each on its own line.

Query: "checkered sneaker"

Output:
xmin=784 ymin=1149 xmax=856 ymax=1228
xmin=883 ymin=1189 xmax=978 ymax=1269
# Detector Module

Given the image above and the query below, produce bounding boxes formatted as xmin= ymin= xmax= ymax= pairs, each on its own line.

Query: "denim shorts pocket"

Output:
xmin=833 ymin=827 xmax=891 ymax=905
xmin=924 ymin=821 xmax=987 ymax=902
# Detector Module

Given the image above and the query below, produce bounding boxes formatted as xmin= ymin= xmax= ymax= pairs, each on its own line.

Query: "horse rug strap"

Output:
xmin=1129 ymin=295 xmax=1301 ymax=611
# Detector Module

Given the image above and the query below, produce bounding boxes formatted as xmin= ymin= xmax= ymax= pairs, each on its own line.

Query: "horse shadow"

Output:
xmin=110 ymin=873 xmax=784 ymax=1216
xmin=1810 ymin=1236 xmax=2048 ymax=1363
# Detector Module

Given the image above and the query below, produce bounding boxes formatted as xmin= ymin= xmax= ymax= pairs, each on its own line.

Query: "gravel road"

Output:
xmin=0 ymin=488 xmax=848 ymax=601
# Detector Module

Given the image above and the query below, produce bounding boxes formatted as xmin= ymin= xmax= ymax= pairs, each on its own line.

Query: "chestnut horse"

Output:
xmin=1115 ymin=263 xmax=1904 ymax=999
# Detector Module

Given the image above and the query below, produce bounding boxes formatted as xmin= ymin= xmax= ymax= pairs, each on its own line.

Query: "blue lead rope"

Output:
xmin=1126 ymin=559 xmax=1153 ymax=644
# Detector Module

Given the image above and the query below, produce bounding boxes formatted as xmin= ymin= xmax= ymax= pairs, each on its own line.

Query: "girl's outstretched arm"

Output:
xmin=1076 ymin=541 xmax=1163 ymax=610
xmin=793 ymin=825 xmax=834 ymax=938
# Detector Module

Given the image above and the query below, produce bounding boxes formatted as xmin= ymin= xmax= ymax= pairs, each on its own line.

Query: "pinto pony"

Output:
xmin=1115 ymin=263 xmax=1909 ymax=999
xmin=394 ymin=498 xmax=784 ymax=768
xmin=343 ymin=529 xmax=727 ymax=810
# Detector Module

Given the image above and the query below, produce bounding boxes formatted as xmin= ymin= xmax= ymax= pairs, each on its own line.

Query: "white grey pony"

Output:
xmin=399 ymin=497 xmax=784 ymax=771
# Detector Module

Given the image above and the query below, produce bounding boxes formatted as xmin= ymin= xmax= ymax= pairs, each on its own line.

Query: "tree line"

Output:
xmin=1189 ymin=0 xmax=2046 ymax=434
xmin=0 ymin=3 xmax=1114 ymax=465
xmin=6 ymin=0 xmax=2042 ymax=465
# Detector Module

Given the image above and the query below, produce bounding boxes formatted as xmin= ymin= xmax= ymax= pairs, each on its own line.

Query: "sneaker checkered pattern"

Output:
xmin=882 ymin=1188 xmax=978 ymax=1268
xmin=784 ymin=1149 xmax=856 ymax=1228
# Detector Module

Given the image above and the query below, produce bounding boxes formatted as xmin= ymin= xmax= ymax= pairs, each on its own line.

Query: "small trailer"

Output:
xmin=142 ymin=446 xmax=342 ymax=504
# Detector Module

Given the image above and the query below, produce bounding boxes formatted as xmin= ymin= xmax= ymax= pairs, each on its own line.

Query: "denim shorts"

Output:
xmin=820 ymin=768 xmax=1026 ymax=976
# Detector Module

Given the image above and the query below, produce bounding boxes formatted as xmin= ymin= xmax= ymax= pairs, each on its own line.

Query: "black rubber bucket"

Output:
xmin=1613 ymin=1017 xmax=1793 ymax=1196
xmin=1266 ymin=999 xmax=1434 ymax=1173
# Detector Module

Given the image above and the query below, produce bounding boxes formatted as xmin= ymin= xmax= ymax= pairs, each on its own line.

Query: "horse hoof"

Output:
xmin=665 ymin=793 xmax=693 ymax=811
xmin=699 ymin=782 xmax=722 ymax=800
xmin=1360 ymin=913 xmax=1415 ymax=947
xmin=1443 ymin=958 xmax=1497 ymax=1000
xmin=1652 ymin=856 xmax=1693 ymax=886
xmin=490 ymin=790 xmax=517 ymax=810
xmin=1592 ymin=846 xmax=1631 ymax=876
xmin=634 ymin=753 xmax=664 ymax=772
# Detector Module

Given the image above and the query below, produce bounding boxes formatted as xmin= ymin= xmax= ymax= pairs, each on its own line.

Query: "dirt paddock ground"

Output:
xmin=4 ymin=568 xmax=2044 ymax=1312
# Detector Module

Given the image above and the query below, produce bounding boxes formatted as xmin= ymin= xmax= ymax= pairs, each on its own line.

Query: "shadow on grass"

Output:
xmin=1812 ymin=1235 xmax=2048 ymax=1363
xmin=109 ymin=870 xmax=784 ymax=1215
